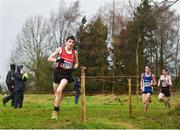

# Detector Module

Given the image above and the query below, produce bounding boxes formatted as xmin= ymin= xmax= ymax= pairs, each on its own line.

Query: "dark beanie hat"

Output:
xmin=10 ymin=64 xmax=16 ymax=70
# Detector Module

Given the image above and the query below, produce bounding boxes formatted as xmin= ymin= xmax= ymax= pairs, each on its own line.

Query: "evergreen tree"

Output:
xmin=77 ymin=16 xmax=109 ymax=91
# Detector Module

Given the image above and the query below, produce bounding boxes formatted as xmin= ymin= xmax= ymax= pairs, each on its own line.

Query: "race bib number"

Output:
xmin=161 ymin=80 xmax=168 ymax=87
xmin=144 ymin=81 xmax=151 ymax=87
xmin=59 ymin=61 xmax=73 ymax=69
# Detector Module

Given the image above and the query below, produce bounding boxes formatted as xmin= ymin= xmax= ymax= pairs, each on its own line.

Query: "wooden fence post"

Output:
xmin=136 ymin=79 xmax=139 ymax=104
xmin=128 ymin=78 xmax=132 ymax=118
xmin=81 ymin=66 xmax=86 ymax=123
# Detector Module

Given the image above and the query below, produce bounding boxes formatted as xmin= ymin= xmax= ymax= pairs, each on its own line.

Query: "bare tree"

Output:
xmin=174 ymin=16 xmax=180 ymax=75
xmin=11 ymin=16 xmax=51 ymax=90
xmin=154 ymin=6 xmax=180 ymax=73
xmin=12 ymin=15 xmax=50 ymax=66
xmin=49 ymin=0 xmax=81 ymax=49
xmin=96 ymin=0 xmax=130 ymax=93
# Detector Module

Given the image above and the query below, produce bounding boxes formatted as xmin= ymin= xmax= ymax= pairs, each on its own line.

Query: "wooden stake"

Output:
xmin=128 ymin=78 xmax=132 ymax=118
xmin=81 ymin=66 xmax=86 ymax=123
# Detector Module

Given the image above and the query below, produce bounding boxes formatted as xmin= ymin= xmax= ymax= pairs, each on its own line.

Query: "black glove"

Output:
xmin=22 ymin=77 xmax=27 ymax=82
xmin=56 ymin=58 xmax=64 ymax=63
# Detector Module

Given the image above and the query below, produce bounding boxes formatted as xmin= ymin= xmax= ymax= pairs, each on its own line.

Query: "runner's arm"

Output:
xmin=151 ymin=74 xmax=157 ymax=86
xmin=73 ymin=51 xmax=79 ymax=69
xmin=157 ymin=79 xmax=160 ymax=87
xmin=47 ymin=47 xmax=62 ymax=62
xmin=167 ymin=76 xmax=172 ymax=86
xmin=140 ymin=74 xmax=144 ymax=90
xmin=157 ymin=76 xmax=161 ymax=87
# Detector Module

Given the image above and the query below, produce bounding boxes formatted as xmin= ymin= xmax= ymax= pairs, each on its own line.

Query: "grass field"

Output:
xmin=0 ymin=94 xmax=180 ymax=129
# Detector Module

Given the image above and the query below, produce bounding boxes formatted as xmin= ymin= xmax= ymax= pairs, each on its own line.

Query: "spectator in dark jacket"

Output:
xmin=73 ymin=77 xmax=80 ymax=104
xmin=14 ymin=65 xmax=27 ymax=109
xmin=2 ymin=64 xmax=16 ymax=106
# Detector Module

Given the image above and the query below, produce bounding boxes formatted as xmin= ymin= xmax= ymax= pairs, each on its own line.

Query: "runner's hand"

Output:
xmin=56 ymin=57 xmax=64 ymax=63
xmin=140 ymin=87 xmax=143 ymax=91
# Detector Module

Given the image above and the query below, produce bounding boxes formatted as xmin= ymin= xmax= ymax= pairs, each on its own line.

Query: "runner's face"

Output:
xmin=145 ymin=66 xmax=151 ymax=73
xmin=162 ymin=70 xmax=167 ymax=75
xmin=66 ymin=39 xmax=75 ymax=49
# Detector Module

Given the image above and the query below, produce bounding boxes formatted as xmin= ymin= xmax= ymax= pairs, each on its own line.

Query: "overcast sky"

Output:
xmin=0 ymin=0 xmax=110 ymax=82
xmin=0 ymin=0 xmax=180 ymax=82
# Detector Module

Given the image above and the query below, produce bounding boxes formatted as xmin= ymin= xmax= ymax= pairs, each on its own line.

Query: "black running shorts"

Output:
xmin=53 ymin=68 xmax=72 ymax=83
xmin=161 ymin=89 xmax=171 ymax=97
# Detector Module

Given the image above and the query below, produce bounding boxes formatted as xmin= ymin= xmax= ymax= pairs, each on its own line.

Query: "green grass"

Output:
xmin=0 ymin=94 xmax=179 ymax=129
